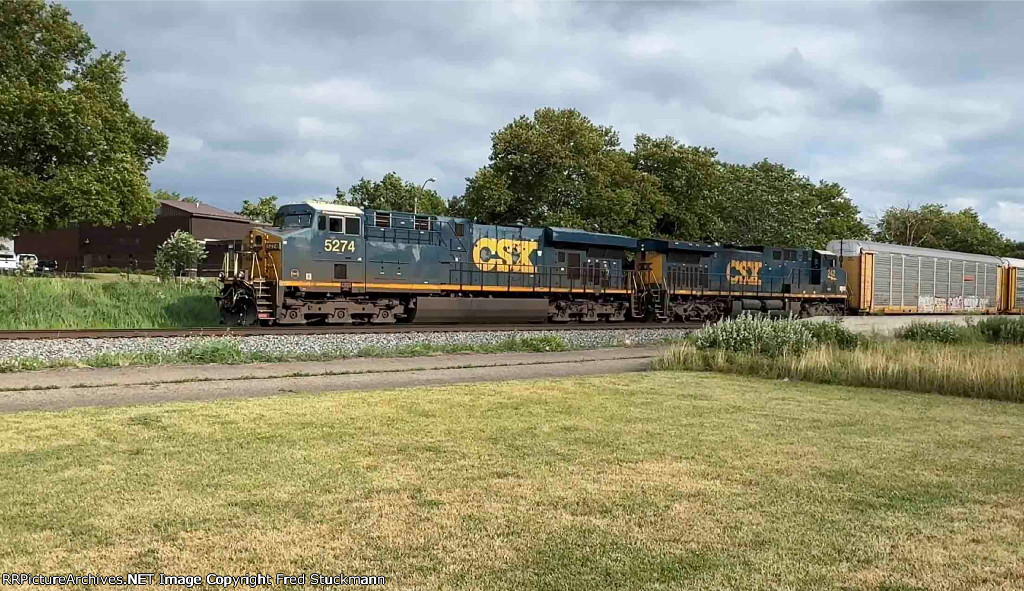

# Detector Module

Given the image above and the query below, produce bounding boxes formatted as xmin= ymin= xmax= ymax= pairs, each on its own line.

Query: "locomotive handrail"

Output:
xmin=447 ymin=261 xmax=629 ymax=294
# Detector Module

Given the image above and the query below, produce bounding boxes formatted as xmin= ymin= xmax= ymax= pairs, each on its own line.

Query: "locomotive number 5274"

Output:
xmin=324 ymin=239 xmax=356 ymax=252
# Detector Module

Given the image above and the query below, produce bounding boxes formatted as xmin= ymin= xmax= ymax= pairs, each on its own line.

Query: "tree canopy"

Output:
xmin=237 ymin=195 xmax=278 ymax=224
xmin=153 ymin=189 xmax=199 ymax=204
xmin=335 ymin=172 xmax=447 ymax=215
xmin=874 ymin=204 xmax=1014 ymax=257
xmin=456 ymin=108 xmax=868 ymax=246
xmin=0 ymin=0 xmax=168 ymax=237
xmin=454 ymin=108 xmax=663 ymax=237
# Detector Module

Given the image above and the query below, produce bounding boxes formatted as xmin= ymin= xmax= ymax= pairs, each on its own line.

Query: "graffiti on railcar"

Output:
xmin=918 ymin=295 xmax=989 ymax=312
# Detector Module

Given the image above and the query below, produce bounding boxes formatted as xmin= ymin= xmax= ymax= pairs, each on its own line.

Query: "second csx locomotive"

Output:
xmin=216 ymin=201 xmax=848 ymax=325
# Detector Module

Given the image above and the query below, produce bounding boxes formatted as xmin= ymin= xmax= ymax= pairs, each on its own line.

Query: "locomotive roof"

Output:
xmin=302 ymin=200 xmax=364 ymax=216
xmin=545 ymin=227 xmax=638 ymax=249
xmin=827 ymin=239 xmax=1004 ymax=265
xmin=640 ymin=239 xmax=727 ymax=253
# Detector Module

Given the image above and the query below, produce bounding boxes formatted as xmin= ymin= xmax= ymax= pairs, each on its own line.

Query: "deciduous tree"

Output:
xmin=459 ymin=108 xmax=663 ymax=237
xmin=0 ymin=0 xmax=168 ymax=236
xmin=237 ymin=195 xmax=278 ymax=224
xmin=874 ymin=204 xmax=1012 ymax=256
xmin=154 ymin=189 xmax=199 ymax=204
xmin=335 ymin=173 xmax=447 ymax=215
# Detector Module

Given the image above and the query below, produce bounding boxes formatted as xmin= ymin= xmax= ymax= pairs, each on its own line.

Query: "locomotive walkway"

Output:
xmin=0 ymin=347 xmax=660 ymax=413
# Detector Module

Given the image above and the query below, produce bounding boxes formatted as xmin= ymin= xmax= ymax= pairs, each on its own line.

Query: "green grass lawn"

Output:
xmin=2 ymin=372 xmax=1022 ymax=590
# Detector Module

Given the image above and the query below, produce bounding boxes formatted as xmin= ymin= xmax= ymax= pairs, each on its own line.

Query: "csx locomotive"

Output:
xmin=216 ymin=200 xmax=848 ymax=325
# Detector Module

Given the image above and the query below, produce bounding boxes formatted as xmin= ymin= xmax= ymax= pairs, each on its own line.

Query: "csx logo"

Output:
xmin=729 ymin=260 xmax=762 ymax=286
xmin=473 ymin=238 xmax=539 ymax=273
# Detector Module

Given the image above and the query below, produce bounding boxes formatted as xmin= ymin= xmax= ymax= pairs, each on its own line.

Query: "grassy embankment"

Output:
xmin=0 ymin=335 xmax=571 ymax=373
xmin=1 ymin=373 xmax=1021 ymax=589
xmin=654 ymin=316 xmax=1024 ymax=402
xmin=0 ymin=276 xmax=220 ymax=329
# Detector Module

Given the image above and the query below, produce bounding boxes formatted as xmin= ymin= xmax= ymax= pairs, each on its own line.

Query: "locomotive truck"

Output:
xmin=216 ymin=201 xmax=848 ymax=325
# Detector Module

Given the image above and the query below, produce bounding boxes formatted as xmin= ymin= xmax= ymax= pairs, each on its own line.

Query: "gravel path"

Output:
xmin=0 ymin=328 xmax=691 ymax=363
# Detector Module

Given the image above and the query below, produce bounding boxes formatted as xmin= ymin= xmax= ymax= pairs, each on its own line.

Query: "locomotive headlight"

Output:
xmin=290 ymin=268 xmax=299 ymax=278
xmin=218 ymin=271 xmax=225 ymax=281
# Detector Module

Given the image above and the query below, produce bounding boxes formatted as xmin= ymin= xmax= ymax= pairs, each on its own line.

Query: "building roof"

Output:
xmin=159 ymin=200 xmax=252 ymax=223
xmin=827 ymin=239 xmax=1004 ymax=265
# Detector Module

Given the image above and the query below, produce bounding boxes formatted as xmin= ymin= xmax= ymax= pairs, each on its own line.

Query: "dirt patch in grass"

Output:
xmin=1 ymin=372 xmax=1022 ymax=589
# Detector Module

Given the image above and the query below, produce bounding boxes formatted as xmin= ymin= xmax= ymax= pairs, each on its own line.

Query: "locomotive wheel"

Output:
xmin=221 ymin=300 xmax=257 ymax=326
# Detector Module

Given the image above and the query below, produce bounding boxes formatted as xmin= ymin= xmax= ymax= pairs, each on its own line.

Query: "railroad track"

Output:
xmin=0 ymin=323 xmax=699 ymax=340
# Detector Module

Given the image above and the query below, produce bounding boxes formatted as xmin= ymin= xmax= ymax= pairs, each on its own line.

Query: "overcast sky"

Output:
xmin=66 ymin=1 xmax=1024 ymax=239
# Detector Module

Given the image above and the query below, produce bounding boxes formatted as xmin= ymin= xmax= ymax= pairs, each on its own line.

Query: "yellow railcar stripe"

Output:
xmin=274 ymin=280 xmax=843 ymax=299
xmin=668 ymin=289 xmax=846 ymax=299
xmin=277 ymin=280 xmax=628 ymax=294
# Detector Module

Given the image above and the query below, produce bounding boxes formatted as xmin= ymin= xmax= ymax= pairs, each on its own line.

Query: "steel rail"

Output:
xmin=0 ymin=323 xmax=699 ymax=341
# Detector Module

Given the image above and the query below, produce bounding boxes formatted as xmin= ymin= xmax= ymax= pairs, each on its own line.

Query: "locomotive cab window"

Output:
xmin=454 ymin=223 xmax=465 ymax=237
xmin=329 ymin=217 xmax=344 ymax=233
xmin=317 ymin=216 xmax=326 ymax=231
xmin=276 ymin=212 xmax=312 ymax=229
xmin=772 ymin=250 xmax=782 ymax=261
xmin=345 ymin=216 xmax=361 ymax=236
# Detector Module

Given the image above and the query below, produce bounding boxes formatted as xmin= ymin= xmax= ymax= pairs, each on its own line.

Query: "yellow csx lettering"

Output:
xmin=472 ymin=238 xmax=539 ymax=273
xmin=324 ymin=239 xmax=356 ymax=253
xmin=729 ymin=260 xmax=762 ymax=286
xmin=827 ymin=268 xmax=837 ymax=281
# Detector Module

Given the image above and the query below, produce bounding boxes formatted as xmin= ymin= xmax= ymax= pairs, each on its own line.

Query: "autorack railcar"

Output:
xmin=828 ymin=240 xmax=1007 ymax=314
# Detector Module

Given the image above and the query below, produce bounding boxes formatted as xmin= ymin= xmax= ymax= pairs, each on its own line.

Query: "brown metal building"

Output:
xmin=14 ymin=200 xmax=256 ymax=274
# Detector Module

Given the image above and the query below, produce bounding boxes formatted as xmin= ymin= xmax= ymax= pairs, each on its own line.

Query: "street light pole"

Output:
xmin=417 ymin=177 xmax=436 ymax=214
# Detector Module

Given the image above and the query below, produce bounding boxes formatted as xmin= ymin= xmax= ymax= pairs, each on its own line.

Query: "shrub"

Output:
xmin=804 ymin=319 xmax=860 ymax=350
xmin=154 ymin=230 xmax=207 ymax=278
xmin=976 ymin=316 xmax=1024 ymax=345
xmin=690 ymin=315 xmax=815 ymax=358
xmin=895 ymin=321 xmax=978 ymax=344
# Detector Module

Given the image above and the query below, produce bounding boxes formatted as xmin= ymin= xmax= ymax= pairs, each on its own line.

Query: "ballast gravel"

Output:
xmin=0 ymin=328 xmax=692 ymax=364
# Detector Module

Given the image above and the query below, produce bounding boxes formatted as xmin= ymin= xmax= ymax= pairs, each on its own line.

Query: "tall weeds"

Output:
xmin=0 ymin=276 xmax=220 ymax=329
xmin=654 ymin=341 xmax=1022 ymax=402
xmin=656 ymin=317 xmax=1023 ymax=402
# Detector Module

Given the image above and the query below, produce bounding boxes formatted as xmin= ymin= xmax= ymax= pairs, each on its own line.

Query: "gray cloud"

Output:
xmin=63 ymin=1 xmax=1024 ymax=239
